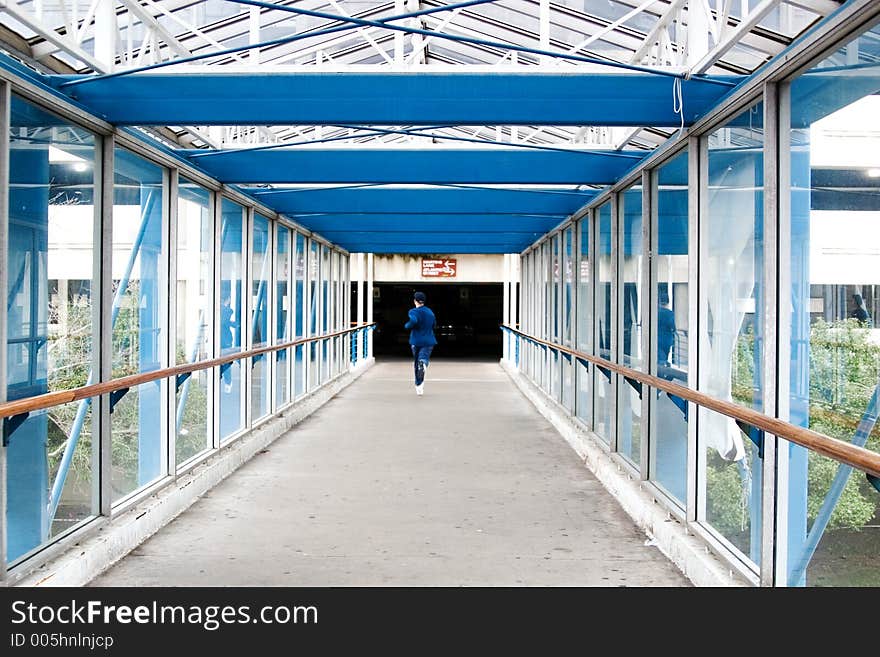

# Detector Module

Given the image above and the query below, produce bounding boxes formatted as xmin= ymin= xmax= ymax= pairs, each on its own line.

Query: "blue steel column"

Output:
xmin=6 ymin=144 xmax=49 ymax=561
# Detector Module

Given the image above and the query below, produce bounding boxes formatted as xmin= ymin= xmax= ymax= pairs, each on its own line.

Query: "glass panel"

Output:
xmin=551 ymin=233 xmax=560 ymax=402
xmin=295 ymin=233 xmax=306 ymax=398
xmin=553 ymin=233 xmax=560 ymax=343
xmin=6 ymin=96 xmax=98 ymax=561
xmin=308 ymin=240 xmax=319 ymax=390
xmin=651 ymin=151 xmax=690 ymax=505
xmin=595 ymin=202 xmax=614 ymax=444
xmin=275 ymin=226 xmax=290 ymax=409
xmin=785 ymin=23 xmax=880 ymax=587
xmin=219 ymin=199 xmax=245 ymax=440
xmin=251 ymin=214 xmax=271 ymax=422
xmin=576 ymin=217 xmax=593 ymax=428
xmin=562 ymin=228 xmax=574 ymax=412
xmin=563 ymin=228 xmax=573 ymax=347
xmin=175 ymin=178 xmax=211 ymax=465
xmin=321 ymin=245 xmax=331 ymax=382
xmin=111 ymin=147 xmax=166 ymax=502
xmin=700 ymin=103 xmax=765 ymax=565
xmin=620 ymin=183 xmax=643 ymax=467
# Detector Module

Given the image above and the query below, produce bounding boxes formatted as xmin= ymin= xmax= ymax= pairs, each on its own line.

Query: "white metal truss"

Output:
xmin=0 ymin=0 xmax=843 ymax=150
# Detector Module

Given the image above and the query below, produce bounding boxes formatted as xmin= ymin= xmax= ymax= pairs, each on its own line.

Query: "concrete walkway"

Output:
xmin=89 ymin=359 xmax=689 ymax=586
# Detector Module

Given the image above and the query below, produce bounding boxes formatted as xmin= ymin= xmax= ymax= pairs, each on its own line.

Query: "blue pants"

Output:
xmin=411 ymin=345 xmax=433 ymax=385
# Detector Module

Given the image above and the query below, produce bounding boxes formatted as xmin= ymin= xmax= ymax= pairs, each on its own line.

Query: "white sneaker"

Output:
xmin=416 ymin=384 xmax=424 ymax=396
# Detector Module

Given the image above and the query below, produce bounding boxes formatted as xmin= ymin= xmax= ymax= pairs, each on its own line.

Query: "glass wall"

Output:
xmin=340 ymin=254 xmax=349 ymax=373
xmin=0 ymin=89 xmax=353 ymax=574
xmin=542 ymin=240 xmax=551 ymax=391
xmin=111 ymin=147 xmax=167 ymax=502
xmin=6 ymin=96 xmax=99 ymax=562
xmin=308 ymin=240 xmax=319 ymax=391
xmin=700 ymin=103 xmax=765 ymax=565
xmin=550 ymin=234 xmax=561 ymax=401
xmin=595 ymin=202 xmax=614 ymax=445
xmin=783 ymin=24 xmax=880 ymax=587
xmin=175 ymin=177 xmax=212 ymax=465
xmin=321 ymin=244 xmax=331 ymax=383
xmin=576 ymin=216 xmax=593 ymax=428
xmin=561 ymin=228 xmax=574 ymax=412
xmin=219 ymin=199 xmax=246 ymax=441
xmin=250 ymin=214 xmax=271 ymax=423
xmin=501 ymin=14 xmax=880 ymax=588
xmin=294 ymin=232 xmax=306 ymax=398
xmin=275 ymin=225 xmax=290 ymax=409
xmin=619 ymin=183 xmax=644 ymax=467
xmin=650 ymin=151 xmax=690 ymax=505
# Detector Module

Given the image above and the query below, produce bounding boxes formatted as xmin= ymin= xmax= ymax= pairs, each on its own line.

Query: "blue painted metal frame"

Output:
xmin=176 ymin=148 xmax=644 ymax=185
xmin=295 ymin=214 xmax=563 ymax=231
xmin=247 ymin=186 xmax=596 ymax=215
xmin=50 ymin=72 xmax=742 ymax=127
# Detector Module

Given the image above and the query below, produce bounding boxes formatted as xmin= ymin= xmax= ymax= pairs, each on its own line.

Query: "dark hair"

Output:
xmin=414 ymin=291 xmax=427 ymax=303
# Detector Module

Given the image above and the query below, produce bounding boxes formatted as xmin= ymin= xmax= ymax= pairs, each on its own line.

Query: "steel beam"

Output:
xmin=178 ymin=148 xmax=644 ymax=185
xmin=51 ymin=71 xmax=740 ymax=127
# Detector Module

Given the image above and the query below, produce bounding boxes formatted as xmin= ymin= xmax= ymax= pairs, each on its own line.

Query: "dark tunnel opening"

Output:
xmin=353 ymin=282 xmax=503 ymax=360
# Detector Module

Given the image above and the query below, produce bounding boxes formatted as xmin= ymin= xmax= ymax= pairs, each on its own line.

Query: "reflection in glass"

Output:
xmin=219 ymin=199 xmax=245 ymax=440
xmin=321 ymin=245 xmax=331 ymax=383
xmin=576 ymin=217 xmax=593 ymax=428
xmin=176 ymin=178 xmax=212 ymax=465
xmin=700 ymin=104 xmax=764 ymax=564
xmin=619 ymin=184 xmax=643 ymax=467
xmin=650 ymin=151 xmax=690 ymax=505
xmin=251 ymin=215 xmax=271 ymax=422
xmin=111 ymin=147 xmax=166 ymax=501
xmin=275 ymin=226 xmax=291 ymax=409
xmin=785 ymin=25 xmax=880 ymax=586
xmin=562 ymin=228 xmax=574 ymax=411
xmin=309 ymin=241 xmax=319 ymax=391
xmin=5 ymin=97 xmax=99 ymax=560
xmin=595 ymin=202 xmax=613 ymax=444
xmin=295 ymin=233 xmax=306 ymax=398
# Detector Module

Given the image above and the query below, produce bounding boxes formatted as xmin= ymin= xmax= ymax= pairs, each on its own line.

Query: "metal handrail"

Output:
xmin=502 ymin=324 xmax=880 ymax=479
xmin=0 ymin=323 xmax=376 ymax=421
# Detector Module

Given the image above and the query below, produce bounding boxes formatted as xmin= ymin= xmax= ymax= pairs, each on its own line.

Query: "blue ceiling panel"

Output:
xmin=49 ymin=72 xmax=742 ymax=127
xmin=340 ymin=244 xmax=527 ymax=254
xmin=293 ymin=214 xmax=562 ymax=233
xmin=248 ymin=186 xmax=596 ymax=215
xmin=182 ymin=148 xmax=644 ymax=185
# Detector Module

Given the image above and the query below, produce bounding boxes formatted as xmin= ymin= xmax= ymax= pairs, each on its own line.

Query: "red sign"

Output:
xmin=421 ymin=258 xmax=457 ymax=278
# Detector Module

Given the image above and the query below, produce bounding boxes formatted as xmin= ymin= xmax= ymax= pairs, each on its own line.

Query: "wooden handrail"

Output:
xmin=503 ymin=325 xmax=880 ymax=479
xmin=0 ymin=323 xmax=376 ymax=420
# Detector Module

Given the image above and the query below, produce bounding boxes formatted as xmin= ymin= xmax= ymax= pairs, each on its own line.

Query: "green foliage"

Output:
xmin=712 ymin=318 xmax=879 ymax=538
xmin=706 ymin=452 xmax=751 ymax=553
xmin=46 ymin=281 xmax=209 ymax=503
xmin=806 ymin=319 xmax=880 ymax=529
xmin=807 ymin=455 xmax=876 ymax=529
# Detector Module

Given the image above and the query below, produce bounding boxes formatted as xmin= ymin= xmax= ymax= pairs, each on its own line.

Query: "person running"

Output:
xmin=405 ymin=291 xmax=437 ymax=396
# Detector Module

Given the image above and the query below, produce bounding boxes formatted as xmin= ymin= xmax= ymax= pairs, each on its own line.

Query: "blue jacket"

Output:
xmin=405 ymin=306 xmax=437 ymax=347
